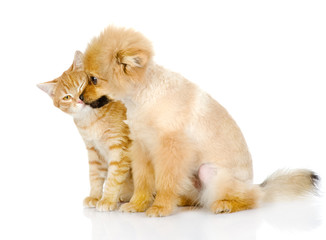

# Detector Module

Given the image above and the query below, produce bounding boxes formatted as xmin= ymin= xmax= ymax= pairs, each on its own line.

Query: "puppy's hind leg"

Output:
xmin=199 ymin=164 xmax=262 ymax=213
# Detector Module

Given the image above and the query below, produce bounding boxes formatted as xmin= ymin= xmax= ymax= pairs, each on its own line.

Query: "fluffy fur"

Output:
xmin=37 ymin=51 xmax=133 ymax=211
xmin=81 ymin=26 xmax=319 ymax=217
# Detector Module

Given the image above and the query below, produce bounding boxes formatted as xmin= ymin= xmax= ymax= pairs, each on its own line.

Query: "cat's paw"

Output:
xmin=119 ymin=202 xmax=148 ymax=213
xmin=146 ymin=205 xmax=173 ymax=217
xmin=83 ymin=196 xmax=99 ymax=208
xmin=119 ymin=192 xmax=133 ymax=203
xmin=96 ymin=199 xmax=118 ymax=211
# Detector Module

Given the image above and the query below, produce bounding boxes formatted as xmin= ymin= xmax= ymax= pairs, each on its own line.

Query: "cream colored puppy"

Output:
xmin=80 ymin=26 xmax=319 ymax=217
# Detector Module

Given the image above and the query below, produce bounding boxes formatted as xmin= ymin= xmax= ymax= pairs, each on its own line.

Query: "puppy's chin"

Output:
xmin=88 ymin=96 xmax=110 ymax=108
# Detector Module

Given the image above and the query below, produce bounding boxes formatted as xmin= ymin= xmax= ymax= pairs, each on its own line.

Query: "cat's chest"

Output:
xmin=76 ymin=123 xmax=102 ymax=143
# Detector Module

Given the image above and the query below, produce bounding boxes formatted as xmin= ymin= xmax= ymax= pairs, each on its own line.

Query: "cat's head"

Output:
xmin=37 ymin=51 xmax=90 ymax=116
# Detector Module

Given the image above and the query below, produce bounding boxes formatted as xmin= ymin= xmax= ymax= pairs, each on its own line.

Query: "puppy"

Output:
xmin=80 ymin=26 xmax=319 ymax=217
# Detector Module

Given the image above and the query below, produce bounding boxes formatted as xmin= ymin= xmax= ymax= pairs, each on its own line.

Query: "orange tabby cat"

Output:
xmin=37 ymin=51 xmax=133 ymax=211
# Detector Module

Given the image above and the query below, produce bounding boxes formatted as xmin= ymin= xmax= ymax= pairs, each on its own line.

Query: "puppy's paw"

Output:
xmin=146 ymin=205 xmax=172 ymax=217
xmin=96 ymin=199 xmax=118 ymax=211
xmin=119 ymin=202 xmax=149 ymax=213
xmin=83 ymin=196 xmax=99 ymax=208
xmin=210 ymin=200 xmax=232 ymax=214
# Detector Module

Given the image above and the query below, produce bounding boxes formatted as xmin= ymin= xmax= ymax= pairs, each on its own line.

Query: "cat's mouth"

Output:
xmin=87 ymin=95 xmax=111 ymax=108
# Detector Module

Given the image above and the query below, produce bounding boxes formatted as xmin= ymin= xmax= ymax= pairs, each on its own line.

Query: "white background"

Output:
xmin=0 ymin=0 xmax=325 ymax=239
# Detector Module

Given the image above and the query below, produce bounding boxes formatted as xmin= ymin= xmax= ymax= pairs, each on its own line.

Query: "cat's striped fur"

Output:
xmin=37 ymin=51 xmax=133 ymax=211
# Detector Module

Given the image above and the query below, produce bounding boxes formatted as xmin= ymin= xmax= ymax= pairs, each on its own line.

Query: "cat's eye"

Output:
xmin=90 ymin=76 xmax=98 ymax=85
xmin=62 ymin=95 xmax=72 ymax=100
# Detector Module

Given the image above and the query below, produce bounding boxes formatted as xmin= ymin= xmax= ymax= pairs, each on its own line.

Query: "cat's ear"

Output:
xmin=73 ymin=50 xmax=84 ymax=71
xmin=37 ymin=79 xmax=57 ymax=98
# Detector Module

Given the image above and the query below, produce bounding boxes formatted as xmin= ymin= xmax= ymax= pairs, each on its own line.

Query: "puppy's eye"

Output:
xmin=63 ymin=95 xmax=71 ymax=100
xmin=90 ymin=76 xmax=98 ymax=85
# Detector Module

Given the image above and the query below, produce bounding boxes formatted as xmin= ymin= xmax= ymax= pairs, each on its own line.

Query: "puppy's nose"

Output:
xmin=79 ymin=94 xmax=84 ymax=102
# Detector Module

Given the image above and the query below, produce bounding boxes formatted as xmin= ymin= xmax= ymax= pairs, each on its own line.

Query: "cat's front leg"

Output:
xmin=83 ymin=146 xmax=107 ymax=208
xmin=96 ymin=149 xmax=131 ymax=211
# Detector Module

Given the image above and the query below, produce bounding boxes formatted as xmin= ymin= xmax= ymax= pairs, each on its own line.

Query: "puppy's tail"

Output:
xmin=198 ymin=165 xmax=319 ymax=213
xmin=259 ymin=169 xmax=320 ymax=203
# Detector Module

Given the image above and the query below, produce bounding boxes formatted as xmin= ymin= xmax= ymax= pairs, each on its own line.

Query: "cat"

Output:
xmin=37 ymin=51 xmax=133 ymax=211
xmin=80 ymin=26 xmax=319 ymax=217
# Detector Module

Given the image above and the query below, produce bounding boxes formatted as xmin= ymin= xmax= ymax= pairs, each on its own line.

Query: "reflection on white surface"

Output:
xmin=83 ymin=198 xmax=322 ymax=240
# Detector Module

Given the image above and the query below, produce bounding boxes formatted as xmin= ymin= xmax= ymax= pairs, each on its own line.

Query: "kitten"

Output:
xmin=37 ymin=51 xmax=133 ymax=211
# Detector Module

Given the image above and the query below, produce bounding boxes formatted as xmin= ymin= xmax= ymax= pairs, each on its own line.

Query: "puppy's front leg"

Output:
xmin=146 ymin=133 xmax=192 ymax=217
xmin=120 ymin=141 xmax=155 ymax=212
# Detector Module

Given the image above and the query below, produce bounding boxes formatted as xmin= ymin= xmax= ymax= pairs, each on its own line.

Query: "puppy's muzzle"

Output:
xmin=80 ymin=94 xmax=110 ymax=108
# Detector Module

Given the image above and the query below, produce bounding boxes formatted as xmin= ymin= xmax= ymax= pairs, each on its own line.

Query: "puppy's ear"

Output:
xmin=37 ymin=79 xmax=57 ymax=98
xmin=72 ymin=50 xmax=84 ymax=71
xmin=116 ymin=49 xmax=149 ymax=75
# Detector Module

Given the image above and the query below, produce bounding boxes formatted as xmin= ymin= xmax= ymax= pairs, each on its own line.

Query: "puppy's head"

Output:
xmin=79 ymin=75 xmax=112 ymax=108
xmin=81 ymin=26 xmax=153 ymax=104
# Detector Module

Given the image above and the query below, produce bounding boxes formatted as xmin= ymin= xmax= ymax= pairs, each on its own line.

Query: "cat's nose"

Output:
xmin=79 ymin=94 xmax=84 ymax=102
